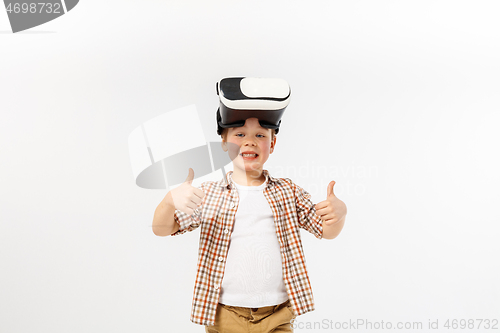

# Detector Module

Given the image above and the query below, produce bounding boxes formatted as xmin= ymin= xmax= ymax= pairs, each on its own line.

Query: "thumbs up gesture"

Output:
xmin=315 ymin=181 xmax=347 ymax=227
xmin=169 ymin=168 xmax=205 ymax=216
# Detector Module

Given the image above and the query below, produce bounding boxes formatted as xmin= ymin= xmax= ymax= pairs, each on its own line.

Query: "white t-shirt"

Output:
xmin=219 ymin=180 xmax=289 ymax=307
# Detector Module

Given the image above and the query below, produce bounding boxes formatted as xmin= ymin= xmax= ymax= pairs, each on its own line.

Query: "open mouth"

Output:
xmin=240 ymin=153 xmax=258 ymax=160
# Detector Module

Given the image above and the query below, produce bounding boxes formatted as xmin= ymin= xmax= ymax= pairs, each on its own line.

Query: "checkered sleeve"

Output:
xmin=293 ymin=182 xmax=323 ymax=239
xmin=170 ymin=182 xmax=206 ymax=236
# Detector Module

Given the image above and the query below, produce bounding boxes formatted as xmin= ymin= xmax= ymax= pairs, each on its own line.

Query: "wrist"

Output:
xmin=162 ymin=192 xmax=176 ymax=210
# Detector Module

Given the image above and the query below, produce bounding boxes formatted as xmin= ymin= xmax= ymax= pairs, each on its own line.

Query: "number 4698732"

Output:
xmin=6 ymin=3 xmax=62 ymax=14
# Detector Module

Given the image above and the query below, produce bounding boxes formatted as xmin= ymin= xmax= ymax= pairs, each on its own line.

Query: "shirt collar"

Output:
xmin=219 ymin=170 xmax=278 ymax=190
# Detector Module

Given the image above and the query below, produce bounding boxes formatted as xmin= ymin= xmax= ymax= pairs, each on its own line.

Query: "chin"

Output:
xmin=244 ymin=167 xmax=261 ymax=172
xmin=236 ymin=163 xmax=261 ymax=173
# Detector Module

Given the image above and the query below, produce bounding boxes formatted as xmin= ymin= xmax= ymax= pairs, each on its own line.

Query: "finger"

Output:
xmin=315 ymin=200 xmax=329 ymax=210
xmin=189 ymin=195 xmax=202 ymax=206
xmin=324 ymin=218 xmax=340 ymax=226
xmin=316 ymin=209 xmax=327 ymax=218
xmin=320 ymin=209 xmax=338 ymax=221
xmin=185 ymin=168 xmax=195 ymax=184
xmin=193 ymin=187 xmax=205 ymax=199
xmin=327 ymin=214 xmax=345 ymax=225
xmin=185 ymin=200 xmax=199 ymax=210
xmin=327 ymin=181 xmax=336 ymax=197
xmin=315 ymin=205 xmax=330 ymax=216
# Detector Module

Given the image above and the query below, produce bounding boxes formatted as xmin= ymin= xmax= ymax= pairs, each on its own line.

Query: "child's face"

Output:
xmin=222 ymin=118 xmax=276 ymax=175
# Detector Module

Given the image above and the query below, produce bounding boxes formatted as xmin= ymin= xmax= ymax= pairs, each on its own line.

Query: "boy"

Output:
xmin=152 ymin=77 xmax=347 ymax=332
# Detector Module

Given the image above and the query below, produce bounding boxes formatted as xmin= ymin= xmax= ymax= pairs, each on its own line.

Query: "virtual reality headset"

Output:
xmin=216 ymin=77 xmax=291 ymax=135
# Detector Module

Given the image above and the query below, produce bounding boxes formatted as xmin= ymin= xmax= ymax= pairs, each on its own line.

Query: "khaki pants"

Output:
xmin=205 ymin=300 xmax=296 ymax=333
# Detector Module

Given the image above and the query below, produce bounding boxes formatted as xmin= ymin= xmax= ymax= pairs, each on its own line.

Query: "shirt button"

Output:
xmin=230 ymin=202 xmax=235 ymax=208
xmin=224 ymin=228 xmax=229 ymax=234
xmin=214 ymin=283 xmax=219 ymax=290
xmin=218 ymin=256 xmax=224 ymax=262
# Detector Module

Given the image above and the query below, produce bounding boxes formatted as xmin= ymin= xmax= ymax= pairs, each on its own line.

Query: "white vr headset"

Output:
xmin=216 ymin=77 xmax=291 ymax=135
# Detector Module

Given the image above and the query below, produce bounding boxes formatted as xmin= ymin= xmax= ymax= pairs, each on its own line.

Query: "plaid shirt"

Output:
xmin=172 ymin=170 xmax=324 ymax=326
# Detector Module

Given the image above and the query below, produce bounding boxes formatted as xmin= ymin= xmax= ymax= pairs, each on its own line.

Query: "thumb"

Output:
xmin=327 ymin=181 xmax=336 ymax=197
xmin=185 ymin=168 xmax=194 ymax=184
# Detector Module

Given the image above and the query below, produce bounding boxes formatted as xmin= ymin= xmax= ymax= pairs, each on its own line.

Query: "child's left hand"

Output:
xmin=315 ymin=181 xmax=347 ymax=226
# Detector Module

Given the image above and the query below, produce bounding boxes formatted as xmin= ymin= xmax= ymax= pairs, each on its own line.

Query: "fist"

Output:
xmin=169 ymin=168 xmax=205 ymax=216
xmin=315 ymin=181 xmax=347 ymax=226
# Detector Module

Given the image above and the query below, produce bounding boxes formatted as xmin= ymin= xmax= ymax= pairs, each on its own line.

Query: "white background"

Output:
xmin=1 ymin=1 xmax=499 ymax=332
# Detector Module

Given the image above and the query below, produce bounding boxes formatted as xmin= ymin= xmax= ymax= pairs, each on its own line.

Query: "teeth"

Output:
xmin=242 ymin=154 xmax=257 ymax=157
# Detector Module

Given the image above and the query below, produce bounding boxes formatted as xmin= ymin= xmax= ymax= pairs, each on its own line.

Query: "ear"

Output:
xmin=221 ymin=139 xmax=228 ymax=152
xmin=270 ymin=136 xmax=276 ymax=154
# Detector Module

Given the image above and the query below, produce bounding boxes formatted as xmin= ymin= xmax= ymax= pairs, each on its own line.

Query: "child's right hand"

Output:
xmin=168 ymin=168 xmax=205 ymax=216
